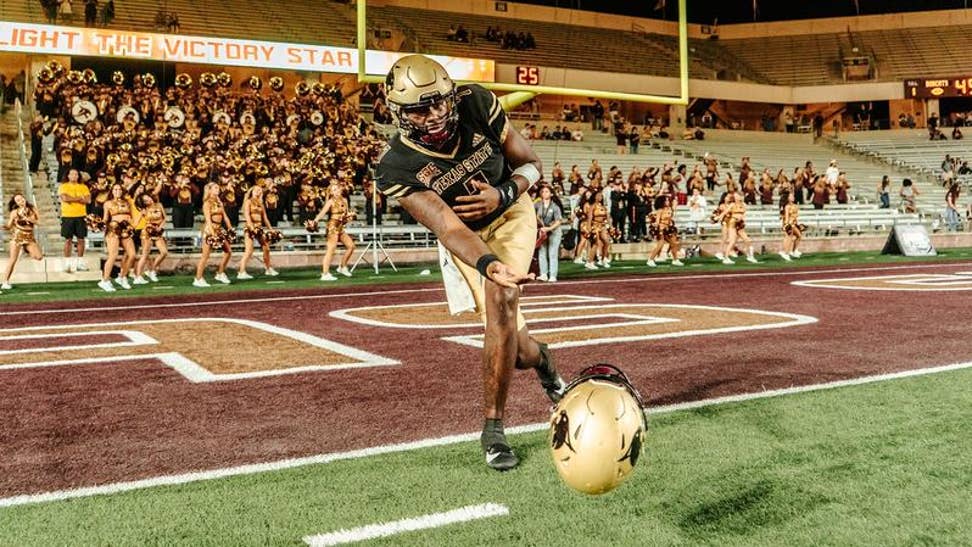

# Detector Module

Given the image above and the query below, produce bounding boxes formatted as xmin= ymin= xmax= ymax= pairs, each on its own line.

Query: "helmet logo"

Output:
xmin=551 ymin=411 xmax=575 ymax=452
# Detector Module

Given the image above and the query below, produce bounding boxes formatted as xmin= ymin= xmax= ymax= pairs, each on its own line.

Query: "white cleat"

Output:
xmin=722 ymin=257 xmax=735 ymax=265
xmin=75 ymin=260 xmax=89 ymax=272
xmin=0 ymin=282 xmax=11 ymax=290
xmin=192 ymin=278 xmax=210 ymax=288
xmin=146 ymin=271 xmax=159 ymax=282
xmin=573 ymin=257 xmax=585 ymax=265
xmin=336 ymin=266 xmax=352 ymax=277
xmin=236 ymin=271 xmax=254 ymax=280
xmin=671 ymin=259 xmax=684 ymax=266
xmin=746 ymin=255 xmax=759 ymax=264
xmin=791 ymin=250 xmax=802 ymax=258
xmin=584 ymin=262 xmax=598 ymax=270
xmin=132 ymin=275 xmax=149 ymax=285
xmin=98 ymin=279 xmax=116 ymax=292
xmin=537 ymin=274 xmax=548 ymax=282
xmin=264 ymin=268 xmax=280 ymax=277
xmin=115 ymin=277 xmax=132 ymax=290
xmin=548 ymin=276 xmax=557 ymax=282
xmin=647 ymin=259 xmax=657 ymax=267
xmin=779 ymin=252 xmax=792 ymax=261
xmin=714 ymin=252 xmax=725 ymax=260
xmin=320 ymin=272 xmax=337 ymax=281
xmin=214 ymin=272 xmax=231 ymax=284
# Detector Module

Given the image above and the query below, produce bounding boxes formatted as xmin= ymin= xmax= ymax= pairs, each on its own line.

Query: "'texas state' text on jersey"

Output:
xmin=376 ymin=84 xmax=513 ymax=231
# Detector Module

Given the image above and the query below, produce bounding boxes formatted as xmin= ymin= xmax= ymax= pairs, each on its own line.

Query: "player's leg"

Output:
xmin=481 ymin=280 xmax=519 ymax=470
xmin=514 ymin=327 xmax=566 ymax=403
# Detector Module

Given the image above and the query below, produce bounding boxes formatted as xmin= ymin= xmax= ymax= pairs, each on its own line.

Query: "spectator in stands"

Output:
xmin=811 ymin=175 xmax=829 ymax=210
xmin=11 ymin=70 xmax=25 ymax=104
xmin=812 ymin=113 xmax=824 ymax=139
xmin=836 ymin=172 xmax=851 ymax=204
xmin=628 ymin=126 xmax=640 ymax=154
xmin=28 ymin=115 xmax=51 ymax=174
xmin=944 ymin=183 xmax=962 ymax=231
xmin=952 ymin=125 xmax=963 ymax=140
xmin=587 ymin=159 xmax=602 ymax=182
xmin=40 ymin=0 xmax=58 ymax=23
xmin=825 ymin=159 xmax=840 ymax=186
xmin=899 ymin=178 xmax=919 ymax=214
xmin=878 ymin=175 xmax=891 ymax=209
xmin=484 ymin=26 xmax=498 ymax=42
xmin=446 ymin=25 xmax=457 ymax=41
xmin=58 ymin=168 xmax=90 ymax=273
xmin=688 ymin=187 xmax=707 ymax=235
xmin=101 ymin=0 xmax=114 ymax=25
xmin=455 ymin=25 xmax=469 ymax=43
xmin=570 ymin=127 xmax=584 ymax=141
xmin=58 ymin=0 xmax=74 ymax=23
xmin=784 ymin=110 xmax=794 ymax=133
xmin=84 ymin=0 xmax=97 ymax=26
xmin=591 ymin=100 xmax=605 ymax=131
xmin=535 ymin=185 xmax=564 ymax=282
xmin=614 ymin=122 xmax=627 ymax=154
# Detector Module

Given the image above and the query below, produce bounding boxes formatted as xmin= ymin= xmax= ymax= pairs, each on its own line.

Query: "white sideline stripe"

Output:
xmin=2 ymin=262 xmax=970 ymax=317
xmin=2 ymin=359 xmax=970 ymax=509
xmin=302 ymin=503 xmax=509 ymax=546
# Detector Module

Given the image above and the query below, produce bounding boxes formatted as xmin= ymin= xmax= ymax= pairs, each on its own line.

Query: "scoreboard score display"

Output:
xmin=904 ymin=76 xmax=972 ymax=99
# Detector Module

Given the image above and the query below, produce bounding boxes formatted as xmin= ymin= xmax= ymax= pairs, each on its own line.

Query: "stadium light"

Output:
xmin=356 ymin=0 xmax=689 ymax=106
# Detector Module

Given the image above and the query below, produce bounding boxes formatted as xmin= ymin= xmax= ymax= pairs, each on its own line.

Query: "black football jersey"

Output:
xmin=376 ymin=84 xmax=512 ymax=231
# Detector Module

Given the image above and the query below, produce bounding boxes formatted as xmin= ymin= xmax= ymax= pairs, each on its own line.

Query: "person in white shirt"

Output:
xmin=688 ymin=188 xmax=708 ymax=235
xmin=825 ymin=159 xmax=840 ymax=186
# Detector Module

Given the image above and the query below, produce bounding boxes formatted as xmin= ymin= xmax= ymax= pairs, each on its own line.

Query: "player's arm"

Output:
xmin=454 ymin=121 xmax=542 ymax=221
xmin=400 ymin=190 xmax=530 ymax=288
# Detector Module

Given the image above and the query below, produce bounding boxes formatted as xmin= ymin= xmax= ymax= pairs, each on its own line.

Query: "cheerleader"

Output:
xmin=2 ymin=193 xmax=44 ymax=291
xmin=647 ymin=195 xmax=684 ymax=267
xmin=193 ymin=182 xmax=234 ymax=287
xmin=132 ymin=193 xmax=168 ymax=284
xmin=722 ymin=192 xmax=758 ymax=264
xmin=312 ymin=182 xmax=356 ymax=281
xmin=237 ymin=185 xmax=279 ymax=280
xmin=780 ymin=192 xmax=804 ymax=260
xmin=712 ymin=192 xmax=731 ymax=261
xmin=583 ymin=190 xmax=612 ymax=269
xmin=98 ymin=183 xmax=137 ymax=292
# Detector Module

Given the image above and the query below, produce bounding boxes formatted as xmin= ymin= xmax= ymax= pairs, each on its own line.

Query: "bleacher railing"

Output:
xmin=14 ymin=99 xmax=36 ymax=205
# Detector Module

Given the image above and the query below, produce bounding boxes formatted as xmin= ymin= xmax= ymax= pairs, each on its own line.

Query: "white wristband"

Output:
xmin=512 ymin=163 xmax=541 ymax=187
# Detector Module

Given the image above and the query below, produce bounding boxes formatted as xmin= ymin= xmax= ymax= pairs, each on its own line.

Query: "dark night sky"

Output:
xmin=511 ymin=0 xmax=971 ymax=24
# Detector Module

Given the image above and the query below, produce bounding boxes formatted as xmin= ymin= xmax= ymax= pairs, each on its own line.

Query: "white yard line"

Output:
xmin=2 ymin=262 xmax=970 ymax=317
xmin=1 ymin=359 xmax=969 ymax=509
xmin=302 ymin=503 xmax=509 ymax=546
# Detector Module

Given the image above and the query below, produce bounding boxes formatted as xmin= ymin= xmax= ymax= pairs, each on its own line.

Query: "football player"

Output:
xmin=376 ymin=55 xmax=566 ymax=471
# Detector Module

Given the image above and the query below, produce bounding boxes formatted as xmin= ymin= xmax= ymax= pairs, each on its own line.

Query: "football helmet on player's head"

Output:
xmin=384 ymin=54 xmax=459 ymax=148
xmin=549 ymin=364 xmax=647 ymax=495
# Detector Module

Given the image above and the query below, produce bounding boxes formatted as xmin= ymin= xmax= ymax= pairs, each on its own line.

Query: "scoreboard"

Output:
xmin=904 ymin=76 xmax=972 ymax=99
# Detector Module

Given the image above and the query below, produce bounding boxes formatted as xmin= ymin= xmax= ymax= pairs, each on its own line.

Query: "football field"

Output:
xmin=2 ymin=257 xmax=971 ymax=545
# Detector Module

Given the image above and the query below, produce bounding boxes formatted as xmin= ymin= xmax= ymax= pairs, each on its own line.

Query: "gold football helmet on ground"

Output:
xmin=549 ymin=364 xmax=647 ymax=495
xmin=384 ymin=54 xmax=459 ymax=146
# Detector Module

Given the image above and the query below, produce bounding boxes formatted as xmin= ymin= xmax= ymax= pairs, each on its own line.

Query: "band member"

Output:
xmin=780 ymin=192 xmax=804 ymax=260
xmin=237 ymin=185 xmax=279 ymax=279
xmin=312 ymin=182 xmax=356 ymax=281
xmin=193 ymin=182 xmax=234 ymax=287
xmin=721 ymin=191 xmax=758 ymax=264
xmin=375 ymin=55 xmax=565 ymax=470
xmin=647 ymin=195 xmax=684 ymax=267
xmin=582 ymin=189 xmax=611 ymax=269
xmin=98 ymin=183 xmax=137 ymax=292
xmin=133 ymin=193 xmax=168 ymax=283
xmin=2 ymin=193 xmax=44 ymax=291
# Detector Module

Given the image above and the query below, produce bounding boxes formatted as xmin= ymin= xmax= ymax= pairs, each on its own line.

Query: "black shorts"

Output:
xmin=61 ymin=217 xmax=88 ymax=240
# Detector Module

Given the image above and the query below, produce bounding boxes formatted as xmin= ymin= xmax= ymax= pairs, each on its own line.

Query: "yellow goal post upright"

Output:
xmin=355 ymin=0 xmax=689 ymax=110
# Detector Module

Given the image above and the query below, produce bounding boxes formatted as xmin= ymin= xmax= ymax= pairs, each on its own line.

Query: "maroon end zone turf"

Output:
xmin=1 ymin=262 xmax=969 ymax=497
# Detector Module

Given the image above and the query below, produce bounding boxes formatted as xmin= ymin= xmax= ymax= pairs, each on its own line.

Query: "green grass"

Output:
xmin=4 ymin=247 xmax=972 ymax=305
xmin=3 ymin=367 xmax=970 ymax=546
